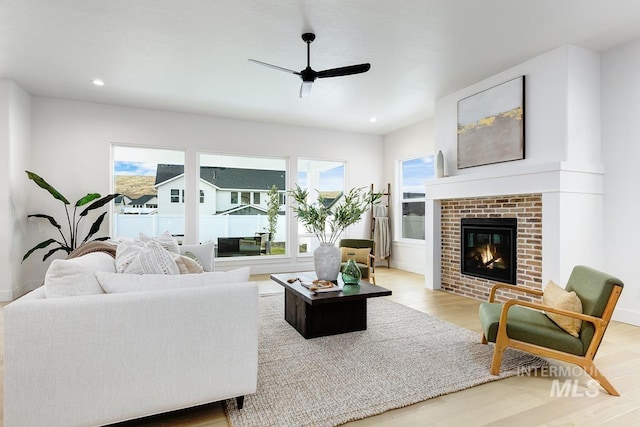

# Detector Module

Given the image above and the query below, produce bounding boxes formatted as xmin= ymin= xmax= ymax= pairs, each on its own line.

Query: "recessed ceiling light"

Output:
xmin=369 ymin=117 xmax=377 ymax=123
xmin=92 ymin=79 xmax=105 ymax=86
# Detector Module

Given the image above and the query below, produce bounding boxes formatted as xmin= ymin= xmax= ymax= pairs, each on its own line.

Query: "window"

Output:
xmin=296 ymin=159 xmax=345 ymax=254
xmin=199 ymin=154 xmax=287 ymax=256
xmin=200 ymin=190 xmax=205 ymax=204
xmin=399 ymin=156 xmax=434 ymax=240
xmin=112 ymin=146 xmax=185 ymax=239
xmin=241 ymin=192 xmax=250 ymax=204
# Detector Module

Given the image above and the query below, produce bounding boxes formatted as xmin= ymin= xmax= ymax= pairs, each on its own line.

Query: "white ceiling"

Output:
xmin=2 ymin=0 xmax=640 ymax=135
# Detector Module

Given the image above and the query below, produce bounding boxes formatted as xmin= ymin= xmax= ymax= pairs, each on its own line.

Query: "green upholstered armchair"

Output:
xmin=479 ymin=265 xmax=624 ymax=395
xmin=339 ymin=239 xmax=376 ymax=284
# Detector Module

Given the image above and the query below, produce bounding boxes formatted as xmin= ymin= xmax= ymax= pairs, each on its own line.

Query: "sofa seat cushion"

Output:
xmin=479 ymin=302 xmax=585 ymax=356
xmin=44 ymin=252 xmax=115 ymax=298
xmin=96 ymin=267 xmax=251 ymax=293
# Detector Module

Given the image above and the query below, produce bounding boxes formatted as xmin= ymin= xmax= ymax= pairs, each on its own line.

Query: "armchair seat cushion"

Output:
xmin=479 ymin=302 xmax=584 ymax=356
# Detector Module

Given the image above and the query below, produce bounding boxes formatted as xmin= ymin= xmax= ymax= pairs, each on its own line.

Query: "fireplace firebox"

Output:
xmin=461 ymin=218 xmax=517 ymax=284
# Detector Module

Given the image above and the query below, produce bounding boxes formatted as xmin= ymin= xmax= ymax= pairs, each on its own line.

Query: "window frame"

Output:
xmin=398 ymin=155 xmax=434 ymax=241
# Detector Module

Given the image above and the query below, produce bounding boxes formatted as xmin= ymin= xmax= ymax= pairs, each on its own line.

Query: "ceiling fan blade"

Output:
xmin=316 ymin=63 xmax=371 ymax=78
xmin=299 ymin=81 xmax=313 ymax=98
xmin=248 ymin=59 xmax=300 ymax=75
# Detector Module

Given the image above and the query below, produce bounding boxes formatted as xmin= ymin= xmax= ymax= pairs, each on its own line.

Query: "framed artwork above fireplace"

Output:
xmin=457 ymin=76 xmax=525 ymax=169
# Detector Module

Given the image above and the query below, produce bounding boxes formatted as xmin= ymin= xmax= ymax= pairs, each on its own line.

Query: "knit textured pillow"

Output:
xmin=116 ymin=240 xmax=180 ymax=275
xmin=138 ymin=230 xmax=180 ymax=254
xmin=543 ymin=280 xmax=583 ymax=337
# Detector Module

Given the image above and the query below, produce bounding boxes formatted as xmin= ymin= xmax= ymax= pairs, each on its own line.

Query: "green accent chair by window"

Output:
xmin=478 ymin=265 xmax=624 ymax=395
xmin=339 ymin=239 xmax=376 ymax=284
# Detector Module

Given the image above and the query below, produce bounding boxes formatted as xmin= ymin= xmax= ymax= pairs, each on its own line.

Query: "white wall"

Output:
xmin=426 ymin=45 xmax=606 ymax=300
xmin=20 ymin=97 xmax=383 ymax=291
xmin=382 ymin=118 xmax=435 ymax=273
xmin=0 ymin=80 xmax=31 ymax=300
xmin=601 ymin=38 xmax=640 ymax=325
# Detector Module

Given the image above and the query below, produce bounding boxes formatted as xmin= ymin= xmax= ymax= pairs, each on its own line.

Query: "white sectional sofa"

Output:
xmin=3 ymin=237 xmax=259 ymax=427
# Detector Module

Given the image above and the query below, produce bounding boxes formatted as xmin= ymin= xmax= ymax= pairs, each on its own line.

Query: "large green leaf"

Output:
xmin=27 ymin=214 xmax=62 ymax=230
xmin=75 ymin=193 xmax=101 ymax=207
xmin=79 ymin=194 xmax=120 ymax=217
xmin=22 ymin=239 xmax=58 ymax=263
xmin=81 ymin=211 xmax=106 ymax=243
xmin=25 ymin=171 xmax=70 ymax=205
xmin=43 ymin=246 xmax=69 ymax=261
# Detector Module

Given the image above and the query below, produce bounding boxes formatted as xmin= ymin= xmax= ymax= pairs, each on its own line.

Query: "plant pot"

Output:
xmin=313 ymin=243 xmax=341 ymax=281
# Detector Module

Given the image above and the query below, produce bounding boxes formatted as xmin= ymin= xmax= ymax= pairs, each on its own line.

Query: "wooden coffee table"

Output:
xmin=270 ymin=272 xmax=392 ymax=339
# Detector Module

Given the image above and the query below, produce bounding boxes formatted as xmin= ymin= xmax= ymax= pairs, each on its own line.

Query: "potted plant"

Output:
xmin=22 ymin=171 xmax=120 ymax=262
xmin=289 ymin=185 xmax=381 ymax=280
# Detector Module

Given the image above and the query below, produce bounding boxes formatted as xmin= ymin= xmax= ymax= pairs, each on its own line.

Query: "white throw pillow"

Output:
xmin=44 ymin=252 xmax=115 ymax=298
xmin=172 ymin=253 xmax=204 ymax=274
xmin=96 ymin=267 xmax=251 ymax=293
xmin=116 ymin=240 xmax=180 ymax=275
xmin=139 ymin=230 xmax=180 ymax=254
xmin=179 ymin=242 xmax=215 ymax=272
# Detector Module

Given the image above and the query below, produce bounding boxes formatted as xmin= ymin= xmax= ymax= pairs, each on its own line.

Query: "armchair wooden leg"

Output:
xmin=490 ymin=342 xmax=507 ymax=375
xmin=582 ymin=362 xmax=620 ymax=396
xmin=481 ymin=334 xmax=488 ymax=345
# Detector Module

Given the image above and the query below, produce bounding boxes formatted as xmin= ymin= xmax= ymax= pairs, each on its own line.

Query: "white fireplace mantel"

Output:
xmin=425 ymin=161 xmax=604 ymax=201
xmin=424 ymin=161 xmax=605 ymax=291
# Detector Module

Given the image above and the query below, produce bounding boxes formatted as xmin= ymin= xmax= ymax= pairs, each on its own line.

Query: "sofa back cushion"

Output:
xmin=44 ymin=252 xmax=116 ymax=298
xmin=179 ymin=242 xmax=215 ymax=272
xmin=96 ymin=267 xmax=250 ymax=293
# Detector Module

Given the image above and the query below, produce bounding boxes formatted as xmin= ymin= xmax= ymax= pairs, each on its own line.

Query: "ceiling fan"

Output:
xmin=249 ymin=33 xmax=371 ymax=98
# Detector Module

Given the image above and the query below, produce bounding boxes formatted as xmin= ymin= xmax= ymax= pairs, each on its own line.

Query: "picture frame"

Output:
xmin=457 ymin=76 xmax=525 ymax=169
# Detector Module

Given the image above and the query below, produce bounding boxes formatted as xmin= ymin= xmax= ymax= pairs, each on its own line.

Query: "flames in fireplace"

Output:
xmin=477 ymin=244 xmax=502 ymax=269
xmin=468 ymin=244 xmax=506 ymax=270
xmin=461 ymin=218 xmax=517 ymax=284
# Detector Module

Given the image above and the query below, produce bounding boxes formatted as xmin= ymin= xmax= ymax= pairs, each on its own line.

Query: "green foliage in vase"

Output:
xmin=22 ymin=171 xmax=120 ymax=262
xmin=289 ymin=185 xmax=381 ymax=244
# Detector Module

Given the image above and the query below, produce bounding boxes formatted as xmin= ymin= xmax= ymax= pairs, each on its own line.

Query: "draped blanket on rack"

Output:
xmin=373 ymin=205 xmax=390 ymax=260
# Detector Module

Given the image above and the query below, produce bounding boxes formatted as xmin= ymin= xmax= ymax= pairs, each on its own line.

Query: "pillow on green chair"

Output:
xmin=340 ymin=247 xmax=371 ymax=264
xmin=543 ymin=280 xmax=583 ymax=337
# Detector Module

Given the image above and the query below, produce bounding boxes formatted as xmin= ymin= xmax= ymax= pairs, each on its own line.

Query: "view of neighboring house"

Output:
xmin=154 ymin=164 xmax=286 ymax=216
xmin=113 ymin=195 xmax=132 ymax=214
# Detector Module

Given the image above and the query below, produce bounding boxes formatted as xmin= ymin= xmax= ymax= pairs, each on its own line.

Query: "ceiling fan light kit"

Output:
xmin=249 ymin=33 xmax=370 ymax=98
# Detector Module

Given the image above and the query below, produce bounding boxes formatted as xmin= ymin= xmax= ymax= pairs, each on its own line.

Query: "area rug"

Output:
xmin=225 ymin=295 xmax=546 ymax=426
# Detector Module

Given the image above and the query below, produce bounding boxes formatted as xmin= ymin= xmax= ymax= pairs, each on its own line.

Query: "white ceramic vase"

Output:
xmin=436 ymin=150 xmax=445 ymax=178
xmin=313 ymin=243 xmax=341 ymax=281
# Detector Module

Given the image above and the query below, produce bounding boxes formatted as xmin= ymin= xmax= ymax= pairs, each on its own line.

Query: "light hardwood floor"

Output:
xmin=3 ymin=268 xmax=639 ymax=426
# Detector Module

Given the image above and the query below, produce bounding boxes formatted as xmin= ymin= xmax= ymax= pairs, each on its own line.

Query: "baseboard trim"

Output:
xmin=0 ymin=281 xmax=40 ymax=302
xmin=612 ymin=307 xmax=640 ymax=327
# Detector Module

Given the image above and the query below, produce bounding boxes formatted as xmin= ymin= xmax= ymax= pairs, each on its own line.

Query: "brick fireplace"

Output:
xmin=424 ymin=162 xmax=605 ymax=303
xmin=440 ymin=194 xmax=542 ymax=303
